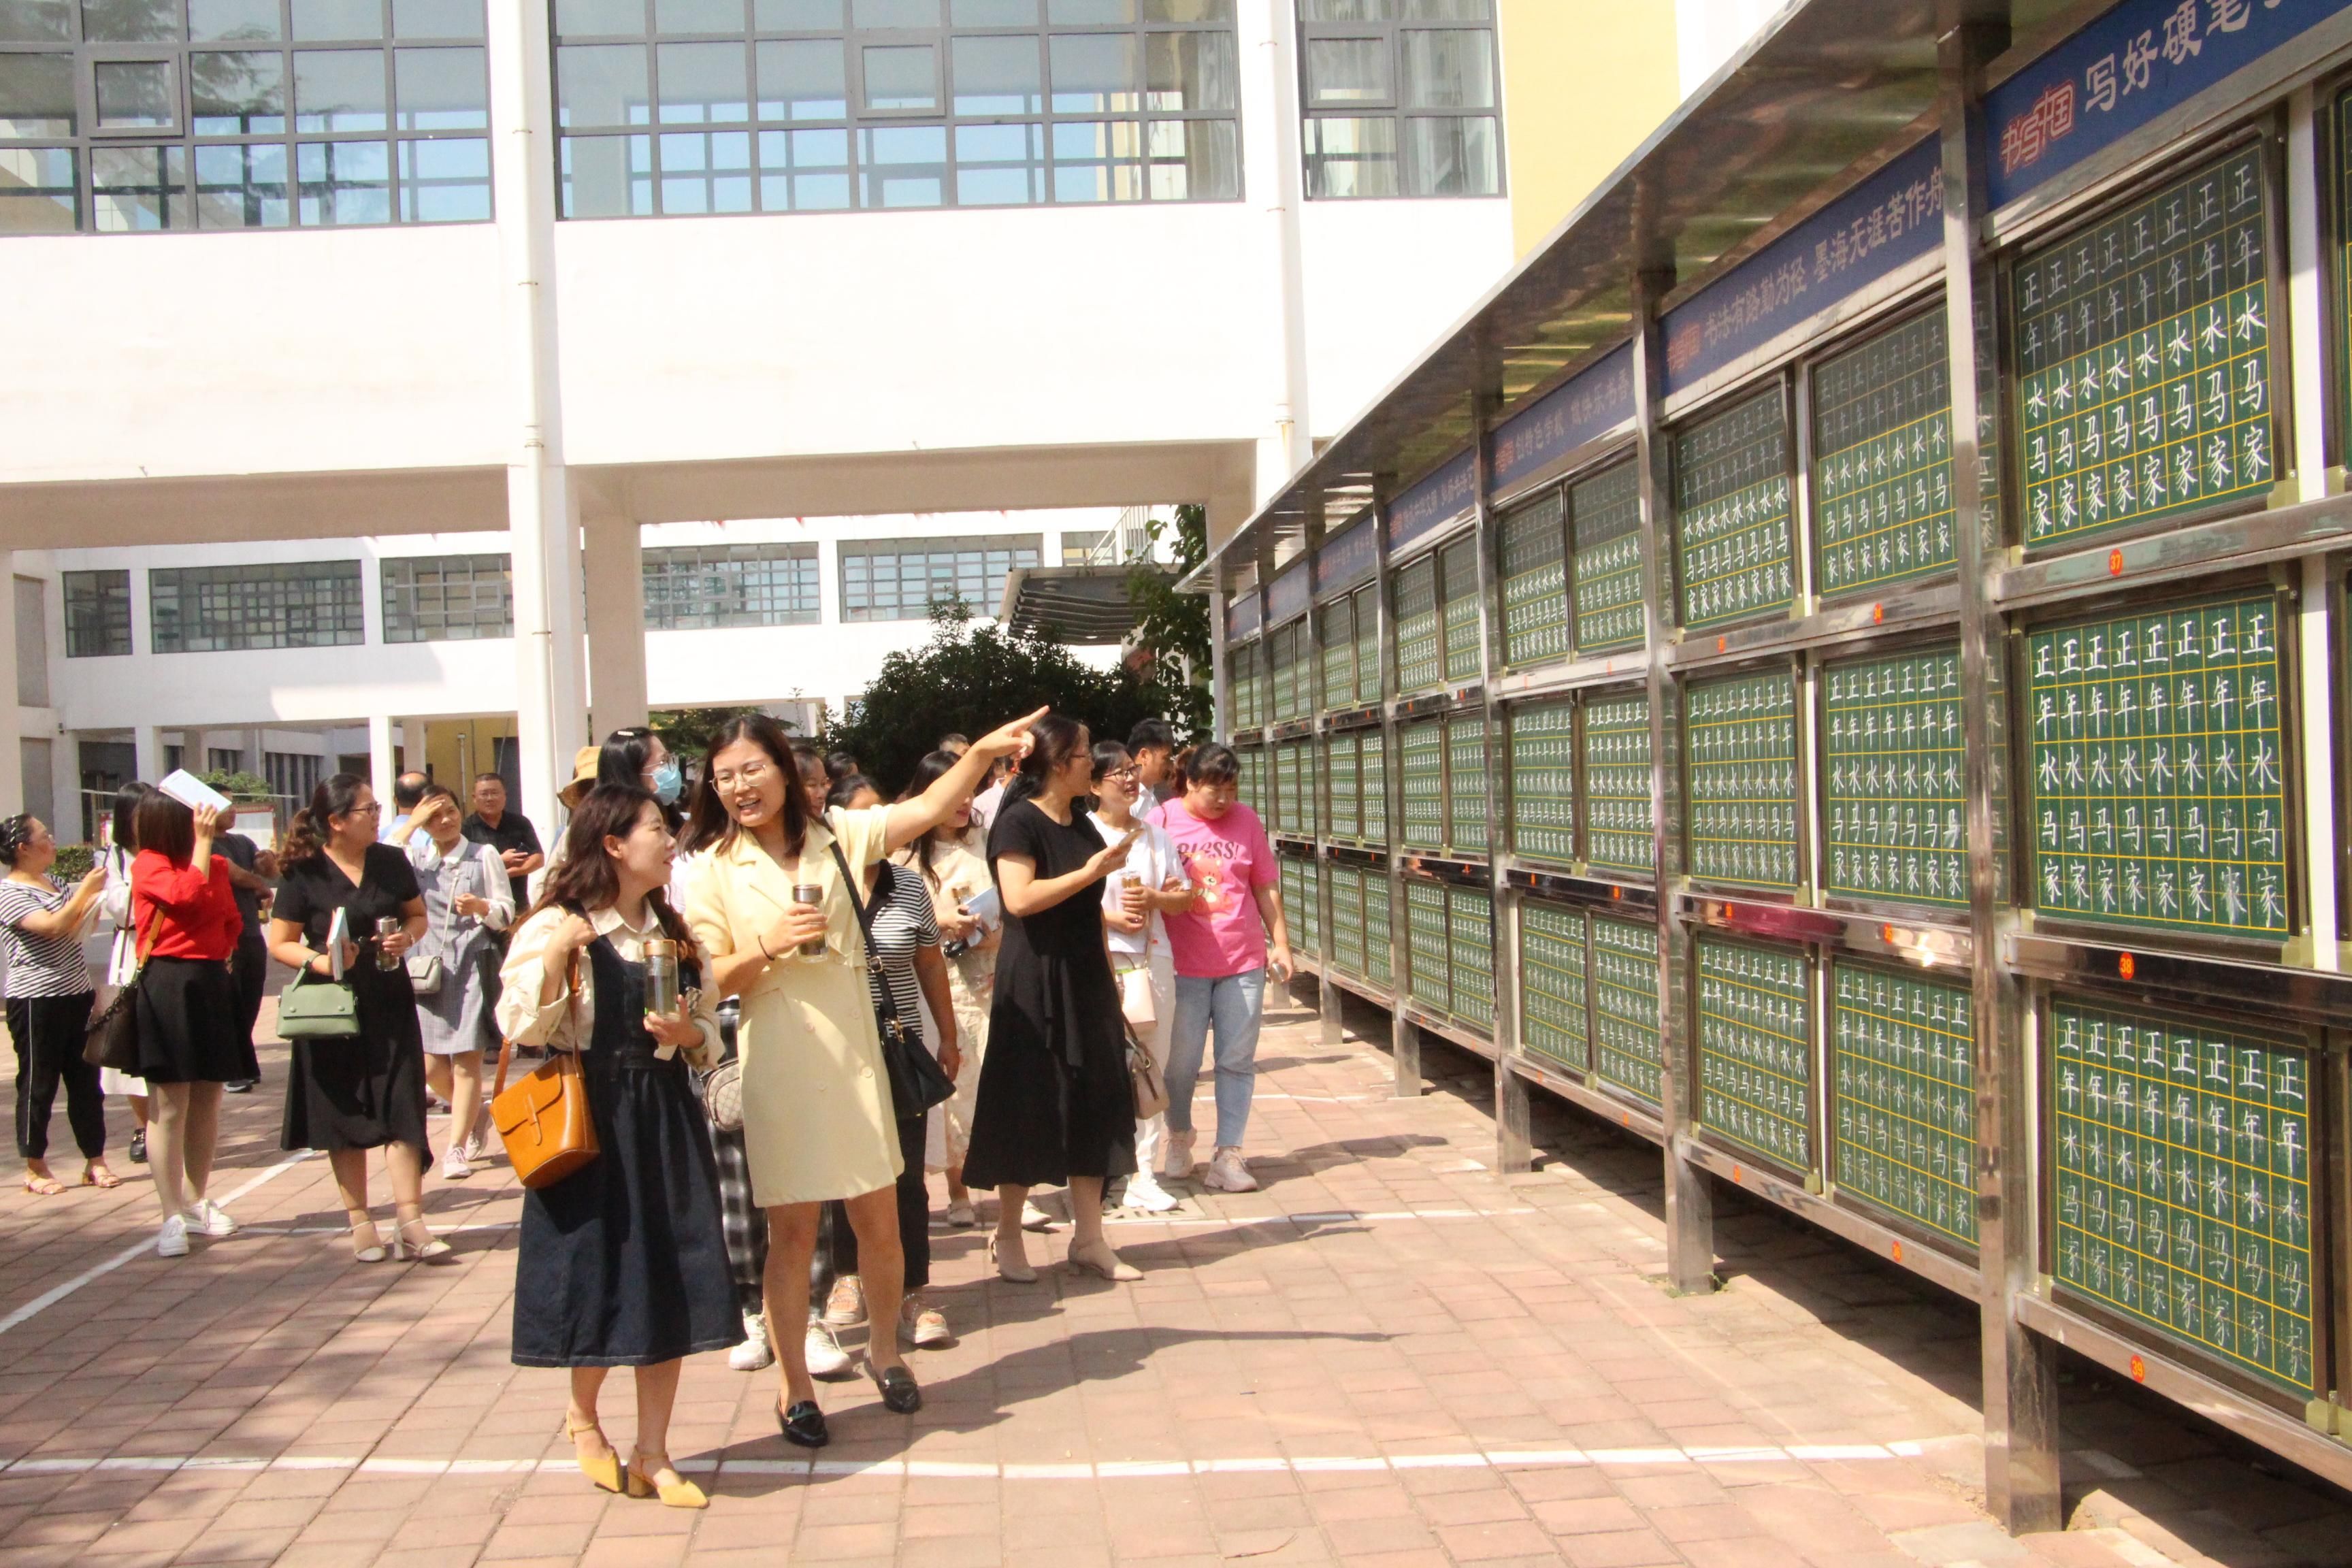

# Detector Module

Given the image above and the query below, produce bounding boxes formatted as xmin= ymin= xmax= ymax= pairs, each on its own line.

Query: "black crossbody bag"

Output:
xmin=830 ymin=845 xmax=958 ymax=1120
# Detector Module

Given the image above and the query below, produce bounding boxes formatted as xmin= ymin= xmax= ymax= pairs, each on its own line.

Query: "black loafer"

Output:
xmin=779 ymin=1400 xmax=828 ymax=1448
xmin=870 ymin=1362 xmax=922 ymax=1415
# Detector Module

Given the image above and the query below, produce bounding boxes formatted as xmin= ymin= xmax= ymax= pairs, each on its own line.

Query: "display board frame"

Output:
xmin=1808 ymin=299 xmax=1970 ymax=602
xmin=1827 ymin=955 xmax=1982 ymax=1260
xmin=1680 ymin=657 xmax=1807 ymax=897
xmin=1671 ymin=376 xmax=1801 ymax=635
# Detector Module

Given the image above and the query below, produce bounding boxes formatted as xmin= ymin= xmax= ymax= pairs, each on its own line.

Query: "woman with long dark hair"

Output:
xmin=128 ymin=791 xmax=253 ymax=1257
xmin=679 ymin=707 xmax=1038 ymax=1446
xmin=97 ymin=781 xmax=156 ymax=1162
xmin=497 ymin=784 xmax=734 ymax=1510
xmin=598 ymin=728 xmax=687 ymax=817
xmin=266 ymin=774 xmax=439 ymax=1262
xmin=963 ymin=715 xmax=1144 ymax=1284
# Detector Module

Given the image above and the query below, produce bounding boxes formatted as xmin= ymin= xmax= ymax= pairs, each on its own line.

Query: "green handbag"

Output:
xmin=277 ymin=966 xmax=361 ymax=1040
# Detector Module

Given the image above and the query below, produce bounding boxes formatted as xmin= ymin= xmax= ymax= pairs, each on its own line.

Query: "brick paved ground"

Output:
xmin=1 ymin=983 xmax=2346 ymax=1568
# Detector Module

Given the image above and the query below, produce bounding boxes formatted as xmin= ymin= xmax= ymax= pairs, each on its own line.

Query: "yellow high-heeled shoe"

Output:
xmin=566 ymin=1420 xmax=623 ymax=1494
xmin=625 ymin=1451 xmax=708 ymax=1509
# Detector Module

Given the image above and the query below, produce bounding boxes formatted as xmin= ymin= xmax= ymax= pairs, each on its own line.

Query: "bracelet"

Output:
xmin=757 ymin=935 xmax=776 ymax=961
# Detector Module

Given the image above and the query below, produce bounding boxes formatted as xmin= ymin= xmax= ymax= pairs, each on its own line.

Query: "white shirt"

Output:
xmin=495 ymin=902 xmax=722 ymax=1062
xmin=1093 ymin=813 xmax=1188 ymax=960
xmin=970 ymin=782 xmax=1007 ymax=836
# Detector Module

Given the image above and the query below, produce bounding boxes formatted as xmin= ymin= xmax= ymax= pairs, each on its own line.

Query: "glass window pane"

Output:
xmin=1403 ymin=110 xmax=1492 ymax=194
xmin=756 ymin=123 xmax=847 ymax=208
xmin=857 ymin=121 xmax=941 ymax=206
xmin=297 ymin=133 xmax=388 ymax=220
xmin=559 ymin=129 xmax=651 ymax=212
xmin=394 ymin=44 xmax=483 ymax=127
xmin=1403 ymin=0 xmax=1484 ymax=16
xmin=1143 ymin=0 xmax=1229 ymax=17
xmin=1400 ymin=26 xmax=1488 ymax=108
xmin=558 ymin=42 xmax=649 ymax=125
xmin=0 ymin=52 xmax=75 ymax=135
xmin=949 ymin=33 xmax=1036 ymax=114
xmin=393 ymin=0 xmax=483 ymax=35
xmin=952 ymin=119 xmax=1036 ymax=203
xmin=397 ymin=131 xmax=487 ymax=218
xmin=656 ymin=39 xmax=745 ymax=120
xmin=1049 ymin=116 xmax=1137 ymax=201
xmin=82 ymin=0 xmax=182 ymax=41
xmin=949 ymin=0 xmax=1030 ymax=21
xmin=1305 ymin=35 xmax=1386 ymax=104
xmin=1143 ymin=27 xmax=1230 ymax=111
xmin=189 ymin=0 xmax=278 ymax=38
xmin=1301 ymin=0 xmax=1387 ymax=17
xmin=194 ymin=138 xmax=288 ymax=223
xmin=293 ymin=48 xmax=386 ymax=128
xmin=1048 ymin=31 xmax=1133 ymax=112
xmin=1303 ymin=114 xmax=1394 ymax=197
xmin=93 ymin=142 xmax=189 ymax=227
xmin=0 ymin=0 xmax=74 ymax=41
xmin=753 ymin=0 xmax=838 ymax=26
xmin=852 ymin=0 xmax=935 ymax=22
xmin=0 ymin=147 xmax=77 ymax=231
xmin=860 ymin=42 xmax=933 ymax=110
xmin=657 ymin=126 xmax=749 ymax=209
xmin=655 ymin=0 xmax=737 ymax=28
xmin=1145 ymin=113 xmax=1230 ymax=199
xmin=1047 ymin=0 xmax=1128 ymax=19
xmin=191 ymin=50 xmax=285 ymax=132
xmin=755 ymin=37 xmax=843 ymax=117
xmin=290 ymin=0 xmax=382 ymax=37
xmin=95 ymin=59 xmax=178 ymax=128
xmin=554 ymin=0 xmax=640 ymax=35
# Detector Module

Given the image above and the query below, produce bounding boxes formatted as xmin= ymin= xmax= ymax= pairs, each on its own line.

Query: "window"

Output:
xmin=551 ymin=0 xmax=1239 ymax=219
xmin=0 ymin=0 xmax=491 ymax=235
xmin=149 ymin=559 xmax=364 ymax=651
xmin=206 ymin=746 xmax=244 ymax=772
xmin=14 ymin=576 xmax=48 ymax=704
xmin=381 ymin=552 xmax=512 ymax=641
xmin=839 ymin=532 xmax=1039 ymax=620
xmin=265 ymin=747 xmax=320 ymax=801
xmin=642 ymin=542 xmax=819 ymax=627
xmin=1298 ymin=0 xmax=1497 ymax=199
xmin=63 ymin=569 xmax=132 ymax=657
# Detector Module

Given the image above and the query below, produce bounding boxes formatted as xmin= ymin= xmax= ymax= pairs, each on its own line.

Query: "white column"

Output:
xmin=244 ymin=727 xmax=266 ymax=777
xmin=133 ymin=725 xmax=166 ymax=785
xmin=368 ymin=715 xmax=397 ymax=815
xmin=51 ymin=732 xmax=82 ymax=840
xmin=493 ymin=0 xmax=589 ymax=850
xmin=1250 ymin=0 xmax=1312 ymax=502
xmin=0 ymin=555 xmax=21 ymax=816
xmin=583 ymin=513 xmax=649 ymax=736
xmin=406 ymin=719 xmax=430 ymax=779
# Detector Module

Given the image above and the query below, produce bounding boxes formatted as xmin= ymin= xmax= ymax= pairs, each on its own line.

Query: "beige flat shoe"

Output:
xmin=1066 ymin=1241 xmax=1141 ymax=1281
xmin=988 ymin=1232 xmax=1037 ymax=1283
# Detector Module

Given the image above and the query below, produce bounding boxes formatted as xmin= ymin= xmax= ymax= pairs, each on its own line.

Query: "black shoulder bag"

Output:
xmin=831 ymin=845 xmax=957 ymax=1120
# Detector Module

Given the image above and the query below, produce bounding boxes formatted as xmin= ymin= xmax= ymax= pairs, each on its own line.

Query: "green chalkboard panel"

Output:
xmin=1407 ymin=879 xmax=1450 ymax=1016
xmin=1833 ymin=961 xmax=1977 ymax=1250
xmin=1401 ymin=720 xmax=1444 ymax=851
xmin=1274 ymin=742 xmax=1303 ymax=837
xmin=2027 ymin=592 xmax=2288 ymax=941
xmin=1508 ymin=700 xmax=1578 ymax=866
xmin=1330 ymin=864 xmax=1364 ymax=977
xmin=1330 ymin=734 xmax=1360 ymax=843
xmin=1448 ymin=713 xmax=1489 ymax=855
xmin=1394 ymin=555 xmax=1441 ymax=692
xmin=1571 ymin=459 xmax=1645 ymax=654
xmin=1313 ymin=741 xmax=1333 ymax=841
xmin=1270 ymin=621 xmax=1297 ymax=723
xmin=2049 ymin=996 xmax=2315 ymax=1398
xmin=2015 ymin=146 xmax=2274 ymax=551
xmin=1237 ymin=745 xmax=1265 ymax=819
xmin=1302 ymin=858 xmax=1323 ymax=961
xmin=1441 ymin=535 xmax=1485 ymax=683
xmin=1584 ymin=690 xmax=1654 ymax=877
xmin=1675 ymin=388 xmax=1794 ymax=632
xmin=1500 ymin=489 xmax=1571 ymax=668
xmin=1352 ymin=585 xmax=1380 ymax=703
xmin=1520 ymin=902 xmax=1588 ymax=1071
xmin=1231 ymin=641 xmax=1260 ymax=732
xmin=1590 ymin=913 xmax=1660 ymax=1105
xmin=1280 ymin=860 xmax=1309 ymax=960
xmin=1320 ymin=595 xmax=1356 ymax=710
xmin=1825 ymin=644 xmax=1966 ymax=908
xmin=1360 ymin=730 xmax=1388 ymax=845
xmin=1363 ymin=868 xmax=1392 ymax=985
xmin=1812 ymin=310 xmax=1959 ymax=598
xmin=1686 ymin=668 xmax=1799 ymax=890
xmin=1697 ymin=936 xmax=1812 ymax=1171
xmin=1450 ymin=886 xmax=1494 ymax=1030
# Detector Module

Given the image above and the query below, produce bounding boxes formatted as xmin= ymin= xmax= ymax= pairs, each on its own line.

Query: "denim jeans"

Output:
xmin=1165 ymin=967 xmax=1267 ymax=1149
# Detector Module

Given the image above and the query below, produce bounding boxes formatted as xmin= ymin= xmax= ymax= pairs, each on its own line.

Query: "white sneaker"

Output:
xmin=459 ymin=1131 xmax=486 ymax=1164
xmin=441 ymin=1147 xmax=472 ymax=1181
xmin=184 ymin=1198 xmax=239 ymax=1237
xmin=804 ymin=1320 xmax=855 ymax=1380
xmin=1122 ymin=1173 xmax=1181 ymax=1213
xmin=823 ymin=1274 xmax=866 ymax=1326
xmin=156 ymin=1214 xmax=189 ymax=1258
xmin=899 ymin=1297 xmax=953 ymax=1349
xmin=1160 ymin=1130 xmax=1197 ymax=1182
xmin=1201 ymin=1148 xmax=1258 ymax=1193
xmin=944 ymin=1200 xmax=977 ymax=1228
xmin=730 ymin=1311 xmax=774 ymax=1372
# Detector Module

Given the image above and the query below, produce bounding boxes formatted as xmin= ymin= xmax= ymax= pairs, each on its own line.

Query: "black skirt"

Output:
xmin=963 ymin=949 xmax=1136 ymax=1190
xmin=280 ymin=964 xmax=429 ymax=1153
xmin=134 ymin=956 xmax=259 ymax=1085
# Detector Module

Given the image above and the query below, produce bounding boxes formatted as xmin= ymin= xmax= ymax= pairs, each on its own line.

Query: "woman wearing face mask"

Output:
xmin=600 ymin=729 xmax=687 ymax=820
xmin=405 ymin=783 xmax=514 ymax=1179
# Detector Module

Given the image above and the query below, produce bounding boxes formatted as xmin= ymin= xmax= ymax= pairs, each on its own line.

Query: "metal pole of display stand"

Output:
xmin=1472 ymin=395 xmax=1531 ymax=1176
xmin=1304 ymin=504 xmax=1345 ymax=1049
xmin=1374 ymin=480 xmax=1419 ymax=1098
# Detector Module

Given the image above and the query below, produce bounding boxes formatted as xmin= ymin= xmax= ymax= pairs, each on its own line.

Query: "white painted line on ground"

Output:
xmin=0 ymin=1441 xmax=1940 ymax=1481
xmin=1104 ymin=1207 xmax=1535 ymax=1228
xmin=0 ymin=1149 xmax=318 ymax=1339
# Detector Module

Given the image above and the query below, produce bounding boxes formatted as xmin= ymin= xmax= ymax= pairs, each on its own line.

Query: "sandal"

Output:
xmin=80 ymin=1166 xmax=122 ymax=1190
xmin=21 ymin=1173 xmax=65 ymax=1197
xmin=625 ymin=1450 xmax=708 ymax=1509
xmin=566 ymin=1418 xmax=624 ymax=1494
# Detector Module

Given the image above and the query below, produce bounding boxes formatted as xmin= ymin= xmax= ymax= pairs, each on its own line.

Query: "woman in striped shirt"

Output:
xmin=0 ymin=815 xmax=117 ymax=1194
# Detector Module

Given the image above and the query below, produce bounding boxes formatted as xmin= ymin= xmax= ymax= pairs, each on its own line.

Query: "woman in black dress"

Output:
xmin=496 ymin=785 xmax=736 ymax=1510
xmin=265 ymin=774 xmax=440 ymax=1263
xmin=964 ymin=715 xmax=1144 ymax=1284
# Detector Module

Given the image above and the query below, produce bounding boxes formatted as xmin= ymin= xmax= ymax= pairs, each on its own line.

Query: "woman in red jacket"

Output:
xmin=129 ymin=793 xmax=256 ymax=1260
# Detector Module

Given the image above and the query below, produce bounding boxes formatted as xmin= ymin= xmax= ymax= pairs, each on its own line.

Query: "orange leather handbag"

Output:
xmin=491 ymin=952 xmax=599 ymax=1189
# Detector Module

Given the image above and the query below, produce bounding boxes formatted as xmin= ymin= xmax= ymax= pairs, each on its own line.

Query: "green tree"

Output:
xmin=821 ymin=604 xmax=1170 ymax=795
xmin=650 ymin=704 xmax=798 ymax=759
xmin=1126 ymin=503 xmax=1211 ymax=741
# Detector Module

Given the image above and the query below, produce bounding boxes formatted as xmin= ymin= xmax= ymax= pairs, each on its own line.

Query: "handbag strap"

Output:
xmin=494 ymin=938 xmax=582 ymax=1098
xmin=125 ymin=881 xmax=166 ymax=975
xmin=829 ymin=843 xmax=909 ymax=1036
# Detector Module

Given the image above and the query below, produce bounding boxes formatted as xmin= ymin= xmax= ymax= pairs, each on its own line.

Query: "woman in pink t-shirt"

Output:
xmin=1147 ymin=744 xmax=1292 ymax=1193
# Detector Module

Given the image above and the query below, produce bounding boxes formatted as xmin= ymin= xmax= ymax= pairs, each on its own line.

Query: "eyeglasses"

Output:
xmin=710 ymin=760 xmax=773 ymax=794
xmin=1100 ymin=767 xmax=1139 ymax=785
xmin=350 ymin=802 xmax=384 ymax=817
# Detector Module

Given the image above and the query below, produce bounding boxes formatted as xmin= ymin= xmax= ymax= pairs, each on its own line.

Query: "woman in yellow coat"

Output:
xmin=681 ymin=708 xmax=1037 ymax=1448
